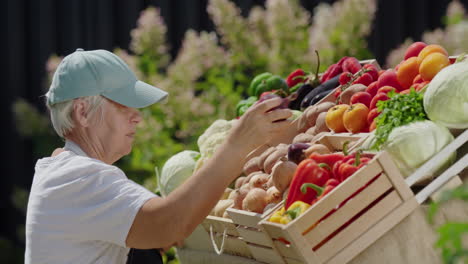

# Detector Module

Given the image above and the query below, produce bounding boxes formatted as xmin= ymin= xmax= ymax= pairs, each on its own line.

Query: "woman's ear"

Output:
xmin=72 ymin=99 xmax=90 ymax=127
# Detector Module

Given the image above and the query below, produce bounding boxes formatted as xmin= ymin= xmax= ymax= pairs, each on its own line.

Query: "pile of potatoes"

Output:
xmin=211 ymin=101 xmax=339 ymax=218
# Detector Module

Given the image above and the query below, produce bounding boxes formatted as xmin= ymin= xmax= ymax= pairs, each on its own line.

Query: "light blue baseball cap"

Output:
xmin=46 ymin=48 xmax=168 ymax=108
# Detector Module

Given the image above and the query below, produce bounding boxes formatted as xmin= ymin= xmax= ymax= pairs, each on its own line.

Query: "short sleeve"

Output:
xmin=52 ymin=167 xmax=157 ymax=247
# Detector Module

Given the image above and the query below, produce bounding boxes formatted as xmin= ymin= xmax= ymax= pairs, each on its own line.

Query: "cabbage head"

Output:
xmin=383 ymin=120 xmax=455 ymax=183
xmin=198 ymin=119 xmax=237 ymax=157
xmin=157 ymin=150 xmax=200 ymax=197
xmin=423 ymin=61 xmax=468 ymax=129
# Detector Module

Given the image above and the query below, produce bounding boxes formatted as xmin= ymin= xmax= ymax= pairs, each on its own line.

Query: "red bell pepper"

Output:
xmin=285 ymin=159 xmax=330 ymax=209
xmin=301 ymin=178 xmax=340 ymax=204
xmin=286 ymin=69 xmax=307 ymax=88
xmin=308 ymin=153 xmax=345 ymax=171
xmin=337 ymin=152 xmax=371 ymax=181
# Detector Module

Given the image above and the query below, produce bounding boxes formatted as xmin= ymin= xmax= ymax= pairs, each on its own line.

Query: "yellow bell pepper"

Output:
xmin=269 ymin=206 xmax=286 ymax=223
xmin=280 ymin=201 xmax=310 ymax=224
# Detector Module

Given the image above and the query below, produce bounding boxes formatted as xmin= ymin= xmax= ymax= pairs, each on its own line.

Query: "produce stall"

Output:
xmin=159 ymin=42 xmax=468 ymax=263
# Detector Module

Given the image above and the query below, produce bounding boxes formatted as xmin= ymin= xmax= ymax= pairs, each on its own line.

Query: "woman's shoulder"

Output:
xmin=35 ymin=150 xmax=125 ymax=185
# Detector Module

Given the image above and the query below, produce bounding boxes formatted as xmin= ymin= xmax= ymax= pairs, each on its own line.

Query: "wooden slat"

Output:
xmin=227 ymin=208 xmax=263 ymax=228
xmin=183 ymin=224 xmax=217 ymax=252
xmin=319 ymin=133 xmax=369 ymax=151
xmin=287 ymin=160 xmax=383 ymax=232
xmin=287 ymin=224 xmax=322 ymax=263
xmin=273 ymin=240 xmax=303 ymax=260
xmin=284 ymin=257 xmax=306 ymax=264
xmin=237 ymin=227 xmax=273 ymax=247
xmin=260 ymin=221 xmax=288 ymax=240
xmin=316 ymin=191 xmax=402 ymax=262
xmin=327 ymin=197 xmax=419 ymax=264
xmin=247 ymin=244 xmax=285 ymax=264
xmin=416 ymin=153 xmax=468 ymax=204
xmin=303 ymin=173 xmax=392 ymax=248
xmin=203 ymin=216 xmax=240 ymax=237
xmin=220 ymin=236 xmax=254 ymax=258
xmin=429 ymin=175 xmax=463 ymax=202
xmin=377 ymin=151 xmax=414 ymax=201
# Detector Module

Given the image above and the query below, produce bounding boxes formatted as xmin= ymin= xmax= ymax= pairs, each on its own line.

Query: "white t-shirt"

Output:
xmin=25 ymin=140 xmax=157 ymax=264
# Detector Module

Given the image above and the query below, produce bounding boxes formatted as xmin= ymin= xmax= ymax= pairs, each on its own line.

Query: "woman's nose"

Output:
xmin=131 ymin=109 xmax=142 ymax=124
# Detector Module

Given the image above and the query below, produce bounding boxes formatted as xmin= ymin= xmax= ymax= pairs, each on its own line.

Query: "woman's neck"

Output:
xmin=66 ymin=132 xmax=116 ymax=164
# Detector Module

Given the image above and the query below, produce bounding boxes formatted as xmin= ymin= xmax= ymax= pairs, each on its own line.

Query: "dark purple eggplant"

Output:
xmin=288 ymin=83 xmax=314 ymax=110
xmin=308 ymin=88 xmax=334 ymax=107
xmin=300 ymin=75 xmax=340 ymax=110
xmin=288 ymin=143 xmax=311 ymax=164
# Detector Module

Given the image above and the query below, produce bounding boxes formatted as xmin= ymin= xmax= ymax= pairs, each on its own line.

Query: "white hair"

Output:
xmin=46 ymin=95 xmax=105 ymax=138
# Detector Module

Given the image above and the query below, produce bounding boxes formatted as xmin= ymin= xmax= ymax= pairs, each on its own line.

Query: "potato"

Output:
xmin=263 ymin=176 xmax=274 ymax=190
xmin=221 ymin=188 xmax=233 ymax=200
xmin=244 ymin=171 xmax=264 ymax=184
xmin=234 ymin=176 xmax=247 ymax=189
xmin=305 ymin=126 xmax=317 ymax=136
xmin=266 ymin=186 xmax=282 ymax=205
xmin=257 ymin=147 xmax=276 ymax=171
xmin=243 ymin=156 xmax=261 ymax=175
xmin=297 ymin=102 xmax=336 ymax=133
xmin=242 ymin=188 xmax=268 ymax=213
xmin=249 ymin=173 xmax=269 ymax=189
xmin=293 ymin=133 xmax=315 ymax=144
xmin=304 ymin=144 xmax=331 ymax=157
xmin=271 ymin=160 xmax=297 ymax=192
xmin=340 ymin=84 xmax=366 ymax=104
xmin=232 ymin=188 xmax=249 ymax=209
xmin=314 ymin=112 xmax=330 ymax=134
xmin=263 ymin=147 xmax=288 ymax=174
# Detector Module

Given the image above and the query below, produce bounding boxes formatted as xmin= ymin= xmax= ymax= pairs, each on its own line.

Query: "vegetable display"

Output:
xmin=159 ymin=41 xmax=466 ymax=229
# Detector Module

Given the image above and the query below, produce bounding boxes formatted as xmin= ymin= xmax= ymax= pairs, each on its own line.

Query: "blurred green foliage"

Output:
xmin=428 ymin=184 xmax=468 ymax=264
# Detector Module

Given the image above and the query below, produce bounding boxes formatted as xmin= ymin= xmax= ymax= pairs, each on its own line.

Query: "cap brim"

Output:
xmin=103 ymin=80 xmax=168 ymax=108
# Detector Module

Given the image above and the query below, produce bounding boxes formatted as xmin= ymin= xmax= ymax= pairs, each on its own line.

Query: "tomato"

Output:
xmin=350 ymin=92 xmax=372 ymax=108
xmin=419 ymin=53 xmax=450 ymax=81
xmin=365 ymin=81 xmax=379 ymax=97
xmin=369 ymin=119 xmax=377 ymax=131
xmin=367 ymin=108 xmax=380 ymax=124
xmin=377 ymin=86 xmax=396 ymax=95
xmin=369 ymin=92 xmax=390 ymax=110
xmin=325 ymin=104 xmax=350 ymax=133
xmin=399 ymin=89 xmax=411 ymax=94
xmin=412 ymin=74 xmax=423 ymax=84
xmin=404 ymin=42 xmax=427 ymax=60
xmin=343 ymin=103 xmax=369 ymax=133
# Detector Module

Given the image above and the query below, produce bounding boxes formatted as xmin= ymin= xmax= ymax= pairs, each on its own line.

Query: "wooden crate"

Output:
xmin=183 ymin=215 xmax=254 ymax=259
xmin=260 ymin=150 xmax=417 ymax=264
xmin=259 ymin=129 xmax=468 ymax=264
xmin=227 ymin=205 xmax=286 ymax=264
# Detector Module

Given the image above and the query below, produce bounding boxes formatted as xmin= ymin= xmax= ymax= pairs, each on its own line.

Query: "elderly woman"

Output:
xmin=25 ymin=49 xmax=292 ymax=264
